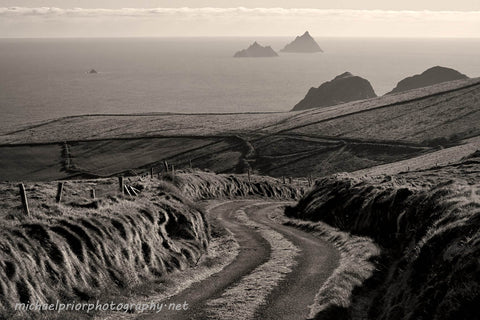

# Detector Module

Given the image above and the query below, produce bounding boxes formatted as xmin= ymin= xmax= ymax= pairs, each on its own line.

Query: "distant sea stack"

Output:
xmin=234 ymin=42 xmax=279 ymax=58
xmin=387 ymin=66 xmax=468 ymax=94
xmin=281 ymin=31 xmax=323 ymax=53
xmin=292 ymin=72 xmax=377 ymax=111
xmin=87 ymin=69 xmax=98 ymax=74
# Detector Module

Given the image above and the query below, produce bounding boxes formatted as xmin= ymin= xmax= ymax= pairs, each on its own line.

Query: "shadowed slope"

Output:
xmin=286 ymin=153 xmax=480 ymax=320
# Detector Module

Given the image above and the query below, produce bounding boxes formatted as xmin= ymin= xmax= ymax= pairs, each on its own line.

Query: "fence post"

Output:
xmin=150 ymin=167 xmax=154 ymax=179
xmin=18 ymin=183 xmax=30 ymax=216
xmin=118 ymin=176 xmax=124 ymax=194
xmin=288 ymin=177 xmax=292 ymax=184
xmin=56 ymin=182 xmax=64 ymax=203
xmin=163 ymin=160 xmax=169 ymax=173
xmin=189 ymin=159 xmax=192 ymax=169
xmin=90 ymin=189 xmax=95 ymax=199
xmin=282 ymin=176 xmax=285 ymax=184
xmin=172 ymin=165 xmax=175 ymax=175
xmin=247 ymin=168 xmax=251 ymax=182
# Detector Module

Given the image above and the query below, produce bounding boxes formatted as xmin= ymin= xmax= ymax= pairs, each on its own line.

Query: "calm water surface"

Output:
xmin=1 ymin=37 xmax=479 ymax=131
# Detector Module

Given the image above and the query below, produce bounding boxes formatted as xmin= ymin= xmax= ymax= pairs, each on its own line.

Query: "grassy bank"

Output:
xmin=163 ymin=170 xmax=306 ymax=201
xmin=0 ymin=178 xmax=210 ymax=318
xmin=267 ymin=205 xmax=380 ymax=319
xmin=285 ymin=152 xmax=480 ymax=320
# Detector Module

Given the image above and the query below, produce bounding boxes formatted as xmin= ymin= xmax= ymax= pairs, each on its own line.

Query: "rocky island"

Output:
xmin=233 ymin=42 xmax=279 ymax=58
xmin=387 ymin=66 xmax=468 ymax=94
xmin=281 ymin=31 xmax=323 ymax=53
xmin=292 ymin=72 xmax=377 ymax=111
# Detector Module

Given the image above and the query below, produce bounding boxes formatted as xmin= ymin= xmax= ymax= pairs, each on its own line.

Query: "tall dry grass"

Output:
xmin=0 ymin=179 xmax=209 ymax=318
xmin=286 ymin=154 xmax=480 ymax=320
xmin=163 ymin=170 xmax=306 ymax=201
xmin=281 ymin=218 xmax=380 ymax=319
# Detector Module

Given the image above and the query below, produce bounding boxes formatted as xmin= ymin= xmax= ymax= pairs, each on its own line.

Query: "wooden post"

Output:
xmin=18 ymin=183 xmax=30 ymax=216
xmin=55 ymin=182 xmax=64 ymax=203
xmin=90 ymin=189 xmax=95 ymax=199
xmin=247 ymin=168 xmax=251 ymax=182
xmin=150 ymin=167 xmax=154 ymax=179
xmin=118 ymin=176 xmax=124 ymax=194
xmin=288 ymin=177 xmax=292 ymax=184
xmin=171 ymin=165 xmax=175 ymax=175
xmin=189 ymin=159 xmax=192 ymax=169
xmin=282 ymin=176 xmax=285 ymax=184
xmin=163 ymin=160 xmax=169 ymax=173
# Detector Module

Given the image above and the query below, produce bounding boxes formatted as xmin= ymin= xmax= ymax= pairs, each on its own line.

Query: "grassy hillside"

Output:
xmin=0 ymin=178 xmax=210 ymax=318
xmin=278 ymin=81 xmax=480 ymax=143
xmin=0 ymin=78 xmax=478 ymax=181
xmin=0 ymin=170 xmax=304 ymax=318
xmin=285 ymin=152 xmax=480 ymax=320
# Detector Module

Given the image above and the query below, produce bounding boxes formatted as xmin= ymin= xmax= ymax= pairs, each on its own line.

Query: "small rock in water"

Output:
xmin=87 ymin=69 xmax=98 ymax=74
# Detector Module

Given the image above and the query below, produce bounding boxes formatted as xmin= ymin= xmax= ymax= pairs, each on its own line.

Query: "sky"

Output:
xmin=1 ymin=1 xmax=479 ymax=38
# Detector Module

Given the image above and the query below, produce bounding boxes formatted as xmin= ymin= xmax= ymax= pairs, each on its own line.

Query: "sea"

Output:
xmin=1 ymin=37 xmax=479 ymax=132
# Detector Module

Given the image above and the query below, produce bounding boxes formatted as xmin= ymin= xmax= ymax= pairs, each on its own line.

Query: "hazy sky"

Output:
xmin=1 ymin=1 xmax=480 ymax=10
xmin=1 ymin=1 xmax=479 ymax=38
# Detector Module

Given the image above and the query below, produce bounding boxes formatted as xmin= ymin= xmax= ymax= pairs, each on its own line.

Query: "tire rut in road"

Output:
xmin=205 ymin=204 xmax=300 ymax=320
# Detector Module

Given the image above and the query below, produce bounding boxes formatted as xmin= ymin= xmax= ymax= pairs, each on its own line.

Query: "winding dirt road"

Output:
xmin=139 ymin=200 xmax=339 ymax=320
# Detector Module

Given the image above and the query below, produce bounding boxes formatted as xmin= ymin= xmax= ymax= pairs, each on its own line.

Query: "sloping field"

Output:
xmin=353 ymin=135 xmax=480 ymax=177
xmin=285 ymin=152 xmax=480 ymax=320
xmin=261 ymin=78 xmax=480 ymax=138
xmin=279 ymin=82 xmax=480 ymax=144
xmin=0 ymin=144 xmax=64 ymax=181
xmin=0 ymin=113 xmax=290 ymax=145
xmin=68 ymin=137 xmax=245 ymax=177
xmin=0 ymin=137 xmax=251 ymax=181
xmin=0 ymin=78 xmax=478 ymax=181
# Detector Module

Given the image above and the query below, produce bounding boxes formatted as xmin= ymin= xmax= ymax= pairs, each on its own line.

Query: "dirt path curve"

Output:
xmin=140 ymin=200 xmax=339 ymax=320
xmin=245 ymin=203 xmax=339 ymax=320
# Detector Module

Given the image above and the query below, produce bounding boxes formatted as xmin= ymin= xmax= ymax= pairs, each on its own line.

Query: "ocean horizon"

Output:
xmin=1 ymin=36 xmax=479 ymax=132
